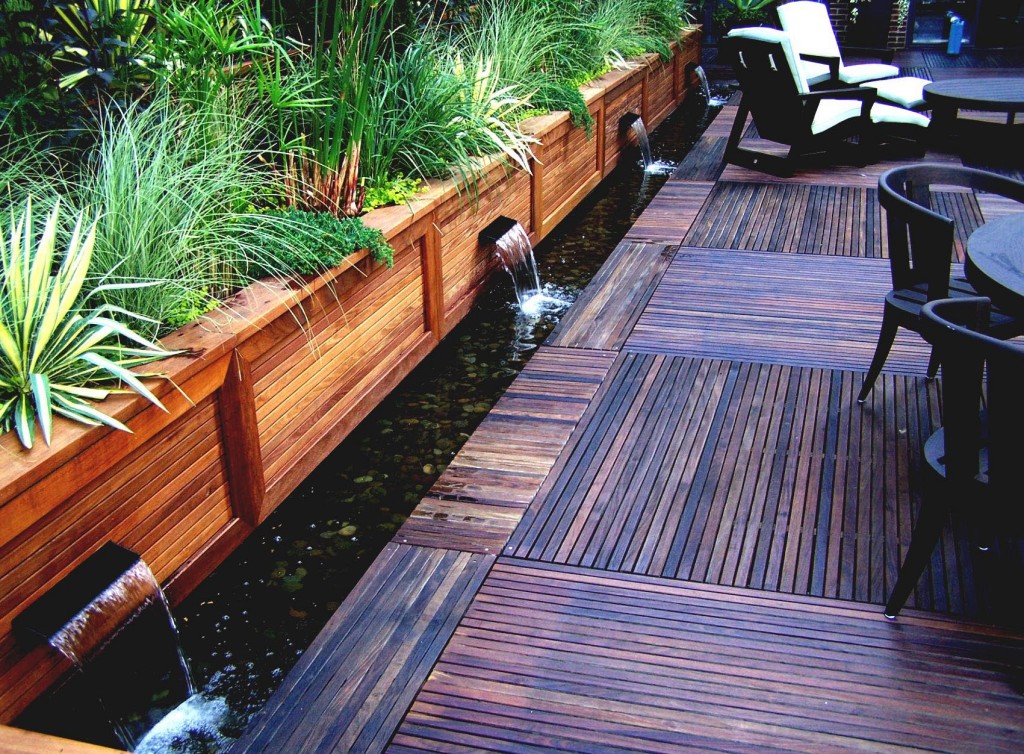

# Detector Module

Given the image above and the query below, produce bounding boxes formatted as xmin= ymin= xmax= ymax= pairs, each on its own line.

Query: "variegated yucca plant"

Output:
xmin=0 ymin=197 xmax=177 ymax=450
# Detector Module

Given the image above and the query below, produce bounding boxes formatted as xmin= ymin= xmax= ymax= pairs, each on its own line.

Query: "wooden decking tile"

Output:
xmin=508 ymin=351 xmax=1024 ymax=617
xmin=624 ymin=182 xmax=714 ymax=244
xmin=626 ymin=248 xmax=935 ymax=374
xmin=395 ymin=348 xmax=616 ymax=552
xmin=684 ymin=182 xmax=884 ymax=255
xmin=390 ymin=560 xmax=1024 ymax=754
xmin=683 ymin=182 xmax=980 ymax=256
xmin=230 ymin=544 xmax=494 ymax=754
xmin=548 ymin=241 xmax=677 ymax=350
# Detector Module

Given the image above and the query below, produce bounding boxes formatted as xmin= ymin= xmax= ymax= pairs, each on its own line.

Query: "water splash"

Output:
xmin=492 ymin=222 xmax=569 ymax=315
xmin=690 ymin=64 xmax=730 ymax=108
xmin=135 ymin=694 xmax=233 ymax=754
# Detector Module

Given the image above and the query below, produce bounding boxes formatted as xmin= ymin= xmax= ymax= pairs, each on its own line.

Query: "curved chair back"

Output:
xmin=879 ymin=164 xmax=1024 ymax=298
xmin=921 ymin=297 xmax=1024 ymax=494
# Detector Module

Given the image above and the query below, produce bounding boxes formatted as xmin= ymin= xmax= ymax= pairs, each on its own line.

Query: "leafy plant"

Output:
xmin=281 ymin=0 xmax=397 ymax=217
xmin=0 ymin=1 xmax=61 ymax=139
xmin=364 ymin=174 xmax=425 ymax=211
xmin=713 ymin=0 xmax=775 ymax=31
xmin=46 ymin=0 xmax=156 ymax=95
xmin=248 ymin=209 xmax=393 ymax=277
xmin=455 ymin=0 xmax=594 ymax=131
xmin=0 ymin=197 xmax=176 ymax=450
xmin=150 ymin=0 xmax=298 ymax=107
xmin=716 ymin=0 xmax=775 ymax=13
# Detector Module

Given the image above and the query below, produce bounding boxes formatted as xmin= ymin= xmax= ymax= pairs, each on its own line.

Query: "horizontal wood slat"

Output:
xmin=396 ymin=349 xmax=616 ymax=553
xmin=391 ymin=559 xmax=1024 ymax=754
xmin=0 ymin=724 xmax=126 ymax=754
xmin=627 ymin=248 xmax=936 ymax=374
xmin=231 ymin=545 xmax=493 ymax=754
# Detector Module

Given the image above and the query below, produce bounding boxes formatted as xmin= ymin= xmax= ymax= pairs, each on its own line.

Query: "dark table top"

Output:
xmin=966 ymin=212 xmax=1024 ymax=314
xmin=924 ymin=78 xmax=1024 ymax=113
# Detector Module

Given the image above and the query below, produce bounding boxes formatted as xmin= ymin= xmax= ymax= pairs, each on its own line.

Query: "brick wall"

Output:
xmin=829 ymin=0 xmax=908 ymax=49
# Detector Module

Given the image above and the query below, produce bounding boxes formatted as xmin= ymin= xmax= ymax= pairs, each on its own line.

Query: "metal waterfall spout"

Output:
xmin=13 ymin=543 xmax=195 ymax=751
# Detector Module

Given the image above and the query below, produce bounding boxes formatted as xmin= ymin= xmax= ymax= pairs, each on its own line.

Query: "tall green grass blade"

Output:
xmin=29 ymin=373 xmax=52 ymax=445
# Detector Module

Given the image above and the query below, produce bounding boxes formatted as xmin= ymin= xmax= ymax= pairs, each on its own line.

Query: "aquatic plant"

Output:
xmin=279 ymin=0 xmax=397 ymax=217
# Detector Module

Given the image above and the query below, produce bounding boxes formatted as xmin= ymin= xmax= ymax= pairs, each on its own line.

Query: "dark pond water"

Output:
xmin=17 ymin=92 xmax=724 ymax=752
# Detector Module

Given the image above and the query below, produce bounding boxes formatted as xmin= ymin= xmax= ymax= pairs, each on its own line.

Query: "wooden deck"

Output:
xmin=230 ymin=51 xmax=1024 ymax=754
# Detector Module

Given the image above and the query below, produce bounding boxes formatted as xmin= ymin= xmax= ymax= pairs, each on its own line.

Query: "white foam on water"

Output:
xmin=644 ymin=160 xmax=676 ymax=175
xmin=135 ymin=694 xmax=231 ymax=754
xmin=519 ymin=289 xmax=570 ymax=318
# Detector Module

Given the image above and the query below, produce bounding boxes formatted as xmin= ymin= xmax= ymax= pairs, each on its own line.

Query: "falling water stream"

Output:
xmin=16 ymin=95 xmax=726 ymax=753
xmin=492 ymin=220 xmax=569 ymax=317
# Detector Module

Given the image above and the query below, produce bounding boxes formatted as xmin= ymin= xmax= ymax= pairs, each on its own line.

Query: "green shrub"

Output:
xmin=65 ymin=90 xmax=308 ymax=335
xmin=248 ymin=209 xmax=393 ymax=278
xmin=364 ymin=175 xmax=425 ymax=211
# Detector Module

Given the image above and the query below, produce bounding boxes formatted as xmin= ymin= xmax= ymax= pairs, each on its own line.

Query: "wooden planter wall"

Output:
xmin=0 ymin=30 xmax=701 ymax=722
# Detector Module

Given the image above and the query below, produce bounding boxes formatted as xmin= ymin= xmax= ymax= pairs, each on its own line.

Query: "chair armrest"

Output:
xmin=800 ymin=87 xmax=876 ymax=103
xmin=839 ymin=46 xmax=896 ymax=64
xmin=800 ymin=52 xmax=841 ymax=82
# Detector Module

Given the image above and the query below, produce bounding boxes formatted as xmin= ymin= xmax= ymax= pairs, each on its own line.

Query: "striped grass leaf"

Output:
xmin=0 ymin=196 xmax=177 ymax=449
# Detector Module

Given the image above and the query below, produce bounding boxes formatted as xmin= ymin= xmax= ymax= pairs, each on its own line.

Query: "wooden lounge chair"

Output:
xmin=776 ymin=0 xmax=931 ymax=110
xmin=884 ymin=296 xmax=1024 ymax=619
xmin=721 ymin=28 xmax=929 ymax=177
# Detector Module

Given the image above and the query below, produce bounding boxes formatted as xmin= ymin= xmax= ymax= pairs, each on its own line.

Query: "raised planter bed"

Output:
xmin=0 ymin=28 xmax=701 ymax=721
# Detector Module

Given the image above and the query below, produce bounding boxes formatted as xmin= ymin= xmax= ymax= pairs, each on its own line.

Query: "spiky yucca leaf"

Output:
xmin=0 ymin=197 xmax=177 ymax=449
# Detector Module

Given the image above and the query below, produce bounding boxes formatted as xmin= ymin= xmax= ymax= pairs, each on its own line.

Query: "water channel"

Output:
xmin=18 ymin=91 xmax=724 ymax=752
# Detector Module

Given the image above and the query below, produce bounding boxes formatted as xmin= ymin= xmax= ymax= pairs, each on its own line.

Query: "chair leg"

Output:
xmin=926 ymin=346 xmax=940 ymax=381
xmin=884 ymin=496 xmax=947 ymax=619
xmin=724 ymin=99 xmax=750 ymax=164
xmin=858 ymin=309 xmax=899 ymax=404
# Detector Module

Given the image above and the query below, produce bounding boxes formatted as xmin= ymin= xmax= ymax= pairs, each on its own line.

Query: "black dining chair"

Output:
xmin=884 ymin=296 xmax=1024 ymax=619
xmin=858 ymin=164 xmax=1024 ymax=404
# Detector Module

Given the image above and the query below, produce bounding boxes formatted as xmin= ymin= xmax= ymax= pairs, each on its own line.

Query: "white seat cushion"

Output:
xmin=838 ymin=63 xmax=900 ymax=84
xmin=871 ymin=103 xmax=931 ymax=128
xmin=863 ymin=76 xmax=931 ymax=109
xmin=811 ymin=99 xmax=864 ymax=134
xmin=777 ymin=1 xmax=842 ymax=59
xmin=810 ymin=99 xmax=930 ymax=134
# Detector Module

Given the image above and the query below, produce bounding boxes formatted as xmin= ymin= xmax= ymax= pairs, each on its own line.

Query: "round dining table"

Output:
xmin=965 ymin=212 xmax=1024 ymax=316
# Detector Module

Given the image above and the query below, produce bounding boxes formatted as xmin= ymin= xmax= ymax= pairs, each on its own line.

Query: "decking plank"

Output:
xmin=548 ymin=241 xmax=677 ymax=350
xmin=395 ymin=348 xmax=616 ymax=552
xmin=507 ymin=351 xmax=1024 ymax=617
xmin=390 ymin=560 xmax=1024 ymax=754
xmin=626 ymin=248 xmax=937 ymax=375
xmin=230 ymin=545 xmax=494 ymax=754
xmin=624 ymin=182 xmax=715 ymax=245
xmin=683 ymin=182 xmax=981 ymax=257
